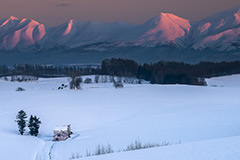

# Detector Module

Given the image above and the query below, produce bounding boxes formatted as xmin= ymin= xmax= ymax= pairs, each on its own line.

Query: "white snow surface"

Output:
xmin=0 ymin=75 xmax=240 ymax=160
xmin=54 ymin=125 xmax=69 ymax=131
xmin=78 ymin=136 xmax=240 ymax=160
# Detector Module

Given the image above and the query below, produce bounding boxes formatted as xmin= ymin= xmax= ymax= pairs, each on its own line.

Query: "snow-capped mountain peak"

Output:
xmin=0 ymin=6 xmax=240 ymax=51
xmin=0 ymin=17 xmax=46 ymax=49
xmin=0 ymin=16 xmax=19 ymax=28
xmin=8 ymin=16 xmax=18 ymax=21
xmin=62 ymin=19 xmax=74 ymax=36
xmin=234 ymin=8 xmax=240 ymax=25
xmin=119 ymin=12 xmax=191 ymax=46
xmin=191 ymin=6 xmax=240 ymax=51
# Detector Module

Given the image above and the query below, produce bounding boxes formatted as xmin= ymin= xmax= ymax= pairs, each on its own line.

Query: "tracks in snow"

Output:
xmin=35 ymin=141 xmax=55 ymax=160
xmin=48 ymin=142 xmax=55 ymax=160
xmin=35 ymin=133 xmax=80 ymax=160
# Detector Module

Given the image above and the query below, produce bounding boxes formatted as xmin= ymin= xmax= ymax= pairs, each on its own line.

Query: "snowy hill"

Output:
xmin=0 ymin=75 xmax=240 ymax=159
xmin=76 ymin=136 xmax=240 ymax=160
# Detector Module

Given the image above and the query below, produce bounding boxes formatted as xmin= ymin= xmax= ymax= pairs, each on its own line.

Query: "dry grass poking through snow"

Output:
xmin=69 ymin=139 xmax=176 ymax=159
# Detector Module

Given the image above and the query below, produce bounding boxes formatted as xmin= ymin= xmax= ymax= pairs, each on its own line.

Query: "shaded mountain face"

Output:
xmin=0 ymin=17 xmax=136 ymax=50
xmin=0 ymin=6 xmax=239 ymax=56
xmin=190 ymin=6 xmax=240 ymax=51
xmin=0 ymin=16 xmax=46 ymax=49
xmin=118 ymin=13 xmax=191 ymax=46
xmin=42 ymin=20 xmax=136 ymax=48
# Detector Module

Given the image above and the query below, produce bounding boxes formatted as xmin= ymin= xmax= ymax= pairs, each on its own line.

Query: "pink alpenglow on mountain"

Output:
xmin=192 ymin=6 xmax=240 ymax=51
xmin=0 ymin=16 xmax=46 ymax=49
xmin=138 ymin=13 xmax=191 ymax=44
xmin=0 ymin=6 xmax=239 ymax=51
xmin=62 ymin=20 xmax=74 ymax=37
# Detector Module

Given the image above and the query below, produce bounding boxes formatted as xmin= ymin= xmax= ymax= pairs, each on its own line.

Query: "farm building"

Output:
xmin=53 ymin=124 xmax=72 ymax=141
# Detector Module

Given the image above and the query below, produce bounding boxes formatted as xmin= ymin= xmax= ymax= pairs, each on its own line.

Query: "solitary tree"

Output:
xmin=70 ymin=76 xmax=82 ymax=90
xmin=15 ymin=110 xmax=27 ymax=135
xmin=113 ymin=81 xmax=124 ymax=88
xmin=28 ymin=115 xmax=41 ymax=136
xmin=94 ymin=75 xmax=100 ymax=83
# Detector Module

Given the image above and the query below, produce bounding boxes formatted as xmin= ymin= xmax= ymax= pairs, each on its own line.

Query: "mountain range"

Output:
xmin=0 ymin=6 xmax=240 ymax=65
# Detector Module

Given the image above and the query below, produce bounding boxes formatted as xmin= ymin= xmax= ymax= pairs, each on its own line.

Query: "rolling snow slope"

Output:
xmin=77 ymin=136 xmax=240 ymax=160
xmin=0 ymin=75 xmax=240 ymax=159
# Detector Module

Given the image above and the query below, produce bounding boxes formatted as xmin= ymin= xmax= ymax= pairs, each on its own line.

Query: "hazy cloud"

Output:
xmin=56 ymin=2 xmax=73 ymax=7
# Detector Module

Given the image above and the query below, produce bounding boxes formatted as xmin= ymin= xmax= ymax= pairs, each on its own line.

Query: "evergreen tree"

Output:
xmin=28 ymin=115 xmax=41 ymax=136
xmin=15 ymin=110 xmax=27 ymax=135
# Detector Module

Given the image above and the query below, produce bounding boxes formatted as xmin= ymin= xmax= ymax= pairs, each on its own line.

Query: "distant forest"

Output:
xmin=1 ymin=59 xmax=240 ymax=85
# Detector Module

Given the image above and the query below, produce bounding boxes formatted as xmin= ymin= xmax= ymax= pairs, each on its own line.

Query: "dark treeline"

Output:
xmin=0 ymin=64 xmax=100 ymax=78
xmin=101 ymin=59 xmax=240 ymax=85
xmin=1 ymin=59 xmax=240 ymax=85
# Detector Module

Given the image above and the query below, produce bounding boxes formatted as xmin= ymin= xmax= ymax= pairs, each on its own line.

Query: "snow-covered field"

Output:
xmin=0 ymin=75 xmax=240 ymax=160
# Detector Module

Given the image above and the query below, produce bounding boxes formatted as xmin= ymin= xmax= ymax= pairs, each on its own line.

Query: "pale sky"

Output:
xmin=0 ymin=0 xmax=239 ymax=26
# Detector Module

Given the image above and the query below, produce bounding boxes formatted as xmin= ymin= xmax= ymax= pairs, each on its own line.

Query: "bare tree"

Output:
xmin=70 ymin=76 xmax=82 ymax=90
xmin=94 ymin=75 xmax=100 ymax=83
xmin=109 ymin=76 xmax=115 ymax=83
xmin=101 ymin=75 xmax=108 ymax=83
xmin=113 ymin=81 xmax=124 ymax=88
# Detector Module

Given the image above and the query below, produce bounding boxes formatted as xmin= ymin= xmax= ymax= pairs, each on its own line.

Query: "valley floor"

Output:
xmin=0 ymin=75 xmax=240 ymax=160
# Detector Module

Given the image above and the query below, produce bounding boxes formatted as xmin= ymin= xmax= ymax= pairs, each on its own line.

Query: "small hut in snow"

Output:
xmin=53 ymin=124 xmax=72 ymax=141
